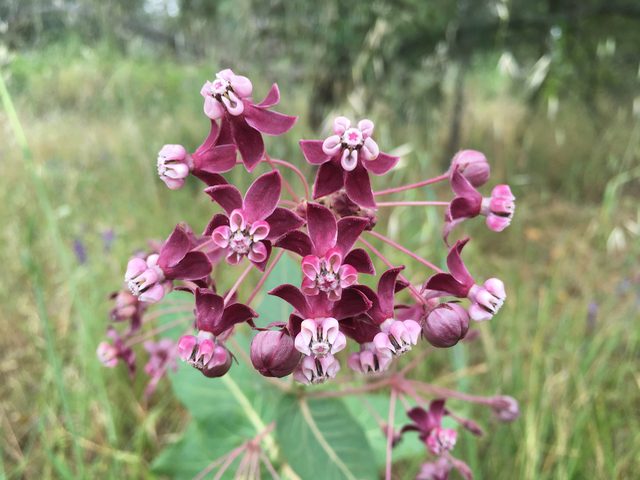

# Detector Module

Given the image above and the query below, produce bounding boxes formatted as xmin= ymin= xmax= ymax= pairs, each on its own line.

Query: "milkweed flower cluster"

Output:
xmin=99 ymin=68 xmax=520 ymax=479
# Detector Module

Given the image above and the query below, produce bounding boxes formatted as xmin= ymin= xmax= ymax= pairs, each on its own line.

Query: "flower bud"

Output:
xmin=201 ymin=346 xmax=233 ymax=378
xmin=491 ymin=395 xmax=520 ymax=422
xmin=423 ymin=303 xmax=470 ymax=348
xmin=251 ymin=330 xmax=301 ymax=378
xmin=450 ymin=150 xmax=490 ymax=187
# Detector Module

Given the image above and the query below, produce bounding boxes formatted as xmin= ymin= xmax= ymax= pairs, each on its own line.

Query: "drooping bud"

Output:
xmin=491 ymin=395 xmax=520 ymax=422
xmin=450 ymin=150 xmax=490 ymax=187
xmin=293 ymin=354 xmax=340 ymax=386
xmin=373 ymin=319 xmax=421 ymax=359
xmin=423 ymin=303 xmax=470 ymax=348
xmin=251 ymin=330 xmax=302 ymax=378
xmin=157 ymin=144 xmax=189 ymax=190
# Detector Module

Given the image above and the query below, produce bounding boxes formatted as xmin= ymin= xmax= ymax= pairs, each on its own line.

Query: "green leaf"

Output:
xmin=276 ymin=394 xmax=378 ymax=480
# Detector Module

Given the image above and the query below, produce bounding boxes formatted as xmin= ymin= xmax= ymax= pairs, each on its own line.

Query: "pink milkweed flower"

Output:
xmin=205 ymin=171 xmax=304 ymax=272
xmin=293 ymin=353 xmax=341 ymax=386
xmin=250 ymin=329 xmax=302 ymax=378
xmin=402 ymin=399 xmax=457 ymax=455
xmin=142 ymin=338 xmax=178 ymax=397
xmin=109 ymin=289 xmax=147 ymax=336
xmin=347 ymin=342 xmax=392 ymax=374
xmin=443 ymin=167 xmax=515 ymax=245
xmin=269 ymin=284 xmax=372 ymax=363
xmin=300 ymin=116 xmax=399 ymax=209
xmin=157 ymin=144 xmax=190 ymax=189
xmin=491 ymin=395 xmax=520 ymax=422
xmin=422 ymin=302 xmax=470 ymax=348
xmin=97 ymin=327 xmax=136 ymax=378
xmin=480 ymin=184 xmax=515 ymax=232
xmin=449 ymin=150 xmax=490 ymax=187
xmin=201 ymin=70 xmax=298 ymax=172
xmin=415 ymin=458 xmax=452 ymax=480
xmin=125 ymin=225 xmax=213 ymax=303
xmin=426 ymin=427 xmax=458 ymax=456
xmin=421 ymin=238 xmax=506 ymax=322
xmin=275 ymin=202 xmax=375 ymax=300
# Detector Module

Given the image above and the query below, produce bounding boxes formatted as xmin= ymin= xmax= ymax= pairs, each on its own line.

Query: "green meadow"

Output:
xmin=1 ymin=36 xmax=639 ymax=479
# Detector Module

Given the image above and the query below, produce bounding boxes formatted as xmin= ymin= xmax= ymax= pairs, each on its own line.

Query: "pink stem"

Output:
xmin=375 ymin=201 xmax=450 ymax=207
xmin=399 ymin=346 xmax=436 ymax=376
xmin=373 ymin=173 xmax=449 ymax=197
xmin=385 ymin=388 xmax=397 ymax=480
xmin=407 ymin=380 xmax=498 ymax=406
xmin=191 ymin=238 xmax=215 ymax=251
xmin=259 ymin=450 xmax=281 ymax=480
xmin=246 ymin=249 xmax=285 ymax=306
xmin=224 ymin=263 xmax=254 ymax=306
xmin=234 ymin=450 xmax=252 ymax=480
xmin=366 ymin=230 xmax=444 ymax=273
xmin=357 ymin=237 xmax=431 ymax=308
xmin=306 ymin=378 xmax=393 ymax=398
xmin=141 ymin=305 xmax=193 ymax=324
xmin=264 ymin=153 xmax=300 ymax=202
xmin=125 ymin=313 xmax=194 ymax=347
xmin=192 ymin=447 xmax=243 ymax=480
xmin=268 ymin=157 xmax=310 ymax=200
xmin=279 ymin=200 xmax=298 ymax=207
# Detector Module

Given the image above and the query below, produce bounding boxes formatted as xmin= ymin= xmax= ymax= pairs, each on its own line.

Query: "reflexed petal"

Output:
xmin=194 ymin=288 xmax=224 ymax=333
xmin=273 ymin=230 xmax=313 ymax=257
xmin=446 ymin=238 xmax=474 ymax=287
xmin=192 ymin=144 xmax=237 ymax=174
xmin=217 ymin=303 xmax=258 ymax=335
xmin=344 ymin=163 xmax=376 ymax=210
xmin=194 ymin=119 xmax=221 ymax=155
xmin=333 ymin=116 xmax=350 ymax=135
xmin=362 ymin=151 xmax=399 ymax=176
xmin=203 ymin=213 xmax=230 ymax=236
xmin=343 ymin=248 xmax=375 ymax=275
xmin=313 ymin=159 xmax=345 ymax=199
xmin=229 ymin=114 xmax=265 ymax=172
xmin=205 ymin=185 xmax=244 ymax=215
xmin=322 ymin=135 xmax=342 ymax=156
xmin=230 ymin=74 xmax=253 ymax=97
xmin=163 ymin=251 xmax=212 ymax=280
xmin=336 ymin=217 xmax=369 ymax=255
xmin=306 ymin=203 xmax=338 ymax=257
xmin=158 ymin=225 xmax=191 ymax=269
xmin=245 ymin=106 xmax=298 ymax=136
xmin=255 ymin=84 xmax=280 ymax=108
xmin=244 ymin=171 xmax=281 ymax=223
xmin=300 ymin=140 xmax=332 ymax=165
xmin=264 ymin=207 xmax=305 ymax=241
xmin=330 ymin=287 xmax=373 ymax=320
xmin=377 ymin=267 xmax=405 ymax=318
xmin=450 ymin=167 xmax=483 ymax=202
xmin=269 ymin=284 xmax=310 ymax=319
xmin=249 ymin=220 xmax=270 ymax=242
xmin=341 ymin=149 xmax=358 ymax=172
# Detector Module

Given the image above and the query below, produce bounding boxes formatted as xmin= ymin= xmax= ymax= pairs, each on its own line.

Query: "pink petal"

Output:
xmin=301 ymin=276 xmax=320 ymax=296
xmin=301 ymin=255 xmax=321 ymax=280
xmin=192 ymin=144 xmax=237 ymax=174
xmin=212 ymin=226 xmax=231 ymax=248
xmin=422 ymin=273 xmax=468 ymax=298
xmin=273 ymin=230 xmax=313 ymax=257
xmin=230 ymin=74 xmax=253 ymax=97
xmin=356 ymin=119 xmax=374 ymax=138
xmin=194 ymin=119 xmax=221 ymax=155
xmin=264 ymin=207 xmax=305 ymax=241
xmin=450 ymin=167 xmax=482 ymax=201
xmin=306 ymin=203 xmax=338 ymax=257
xmin=362 ymin=152 xmax=399 ymax=176
xmin=158 ymin=225 xmax=191 ymax=269
xmin=492 ymin=184 xmax=515 ymax=201
xmin=300 ymin=140 xmax=332 ymax=165
xmin=255 ymin=84 xmax=280 ymax=108
xmin=163 ymin=251 xmax=212 ymax=280
xmin=269 ymin=284 xmax=310 ymax=319
xmin=204 ymin=184 xmax=244 ymax=215
xmin=486 ymin=214 xmax=511 ymax=232
xmin=360 ymin=137 xmax=379 ymax=161
xmin=229 ymin=115 xmax=264 ymax=172
xmin=343 ymin=248 xmax=375 ymax=275
xmin=244 ymin=170 xmax=281 ymax=223
xmin=330 ymin=288 xmax=373 ymax=320
xmin=442 ymin=217 xmax=466 ymax=247
xmin=322 ymin=135 xmax=342 ymax=156
xmin=249 ymin=240 xmax=272 ymax=272
xmin=249 ymin=221 xmax=270 ymax=242
xmin=377 ymin=267 xmax=405 ymax=318
xmin=244 ymin=105 xmax=298 ymax=136
xmin=345 ymin=162 xmax=376 ymax=210
xmin=194 ymin=288 xmax=224 ymax=333
xmin=333 ymin=116 xmax=350 ymax=135
xmin=336 ymin=217 xmax=369 ymax=255
xmin=313 ymin=159 xmax=345 ymax=199
xmin=448 ymin=196 xmax=481 ymax=220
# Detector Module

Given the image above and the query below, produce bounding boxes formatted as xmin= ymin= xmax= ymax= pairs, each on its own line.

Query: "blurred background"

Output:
xmin=1 ymin=0 xmax=639 ymax=478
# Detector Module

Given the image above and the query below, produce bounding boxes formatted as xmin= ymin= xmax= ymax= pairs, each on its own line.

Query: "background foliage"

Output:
xmin=1 ymin=0 xmax=639 ymax=478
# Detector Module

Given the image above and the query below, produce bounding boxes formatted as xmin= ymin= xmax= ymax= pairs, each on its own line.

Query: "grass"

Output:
xmin=1 ymin=39 xmax=639 ymax=479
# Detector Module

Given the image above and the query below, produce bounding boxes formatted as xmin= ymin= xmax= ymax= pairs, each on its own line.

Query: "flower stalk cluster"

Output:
xmin=99 ymin=68 xmax=520 ymax=479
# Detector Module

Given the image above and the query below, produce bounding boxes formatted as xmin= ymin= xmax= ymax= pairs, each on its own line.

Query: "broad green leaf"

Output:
xmin=276 ymin=394 xmax=378 ymax=480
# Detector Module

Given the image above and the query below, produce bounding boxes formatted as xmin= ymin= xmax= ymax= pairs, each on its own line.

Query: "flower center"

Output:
xmin=342 ymin=127 xmax=363 ymax=149
xmin=228 ymin=228 xmax=253 ymax=255
xmin=310 ymin=358 xmax=331 ymax=385
xmin=316 ymin=265 xmax=340 ymax=293
xmin=210 ymin=76 xmax=232 ymax=98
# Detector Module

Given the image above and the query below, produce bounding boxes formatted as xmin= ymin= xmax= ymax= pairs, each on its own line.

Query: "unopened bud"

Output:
xmin=201 ymin=346 xmax=233 ymax=378
xmin=251 ymin=330 xmax=301 ymax=378
xmin=491 ymin=395 xmax=520 ymax=422
xmin=423 ymin=303 xmax=470 ymax=348
xmin=451 ymin=150 xmax=490 ymax=187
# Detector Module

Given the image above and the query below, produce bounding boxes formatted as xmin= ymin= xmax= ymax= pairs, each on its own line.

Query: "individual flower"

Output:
xmin=347 ymin=342 xmax=392 ymax=374
xmin=449 ymin=150 xmax=490 ymax=187
xmin=275 ymin=202 xmax=375 ymax=300
xmin=402 ymin=399 xmax=457 ymax=456
xmin=204 ymin=171 xmax=304 ymax=271
xmin=108 ymin=289 xmax=147 ymax=336
xmin=156 ymin=121 xmax=236 ymax=189
xmin=200 ymin=69 xmax=298 ymax=172
xmin=293 ymin=353 xmax=341 ymax=386
xmin=421 ymin=238 xmax=506 ymax=322
xmin=250 ymin=329 xmax=302 ymax=378
xmin=443 ymin=167 xmax=515 ymax=245
xmin=97 ymin=327 xmax=136 ymax=378
xmin=491 ymin=395 xmax=521 ymax=422
xmin=422 ymin=302 xmax=470 ymax=348
xmin=177 ymin=288 xmax=257 ymax=377
xmin=125 ymin=225 xmax=213 ymax=303
xmin=269 ymin=284 xmax=372 ymax=361
xmin=300 ymin=116 xmax=399 ymax=209
xmin=142 ymin=338 xmax=178 ymax=397
xmin=349 ymin=267 xmax=421 ymax=361
xmin=415 ymin=457 xmax=452 ymax=480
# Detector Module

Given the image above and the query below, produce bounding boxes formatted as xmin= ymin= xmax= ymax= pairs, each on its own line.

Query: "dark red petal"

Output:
xmin=158 ymin=225 xmax=191 ymax=269
xmin=344 ymin=248 xmax=375 ymax=275
xmin=204 ymin=184 xmax=244 ymax=216
xmin=345 ymin=163 xmax=376 ymax=210
xmin=250 ymin=240 xmax=272 ymax=272
xmin=273 ymin=230 xmax=313 ymax=257
xmin=377 ymin=267 xmax=406 ymax=318
xmin=244 ymin=171 xmax=282 ymax=223
xmin=192 ymin=144 xmax=237 ymax=174
xmin=244 ymin=105 xmax=298 ymax=136
xmin=313 ymin=159 xmax=344 ymax=199
xmin=361 ymin=152 xmax=399 ymax=176
xmin=406 ymin=406 xmax=430 ymax=432
xmin=305 ymin=291 xmax=331 ymax=318
xmin=217 ymin=115 xmax=234 ymax=146
xmin=194 ymin=288 xmax=224 ymax=333
xmin=442 ymin=217 xmax=466 ymax=247
xmin=203 ymin=213 xmax=230 ymax=236
xmin=192 ymin=171 xmax=229 ymax=188
xmin=255 ymin=84 xmax=280 ymax=108
xmin=300 ymin=140 xmax=331 ymax=165
xmin=265 ymin=207 xmax=305 ymax=241
xmin=194 ymin=119 xmax=221 ymax=155
xmin=427 ymin=399 xmax=446 ymax=431
xmin=163 ymin=251 xmax=212 ymax=280
xmin=340 ymin=316 xmax=379 ymax=344
xmin=269 ymin=284 xmax=310 ymax=319
xmin=448 ymin=197 xmax=481 ymax=221
xmin=447 ymin=238 xmax=474 ymax=287
xmin=288 ymin=313 xmax=304 ymax=338
xmin=421 ymin=273 xmax=468 ymax=298
xmin=330 ymin=288 xmax=372 ymax=320
xmin=306 ymin=203 xmax=338 ymax=257
xmin=351 ymin=285 xmax=384 ymax=324
xmin=217 ymin=303 xmax=258 ymax=336
xmin=450 ymin=166 xmax=482 ymax=200
xmin=229 ymin=115 xmax=264 ymax=172
xmin=336 ymin=217 xmax=369 ymax=255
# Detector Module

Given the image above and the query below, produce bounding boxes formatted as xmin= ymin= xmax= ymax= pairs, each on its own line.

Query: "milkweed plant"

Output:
xmin=98 ymin=68 xmax=519 ymax=480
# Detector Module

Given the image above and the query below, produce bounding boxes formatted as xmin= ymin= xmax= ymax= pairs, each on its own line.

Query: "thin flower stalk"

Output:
xmin=246 ymin=249 xmax=285 ymax=306
xmin=375 ymin=201 xmax=450 ymax=207
xmin=385 ymin=388 xmax=397 ymax=480
xmin=366 ymin=230 xmax=444 ymax=273
xmin=373 ymin=173 xmax=449 ymax=196
xmin=125 ymin=313 xmax=194 ymax=347
xmin=224 ymin=263 xmax=254 ymax=306
xmin=265 ymin=153 xmax=300 ymax=202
